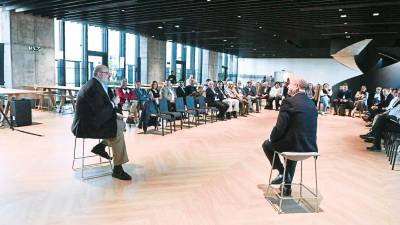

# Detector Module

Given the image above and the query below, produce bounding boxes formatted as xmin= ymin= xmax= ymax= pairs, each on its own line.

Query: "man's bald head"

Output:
xmin=288 ymin=75 xmax=307 ymax=96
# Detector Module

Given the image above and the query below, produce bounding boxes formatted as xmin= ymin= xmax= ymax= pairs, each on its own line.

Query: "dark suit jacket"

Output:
xmin=378 ymin=94 xmax=393 ymax=109
xmin=215 ymin=87 xmax=226 ymax=101
xmin=336 ymin=90 xmax=352 ymax=100
xmin=185 ymin=85 xmax=196 ymax=96
xmin=206 ymin=88 xmax=218 ymax=104
xmin=71 ymin=78 xmax=117 ymax=139
xmin=243 ymin=86 xmax=256 ymax=96
xmin=176 ymin=86 xmax=186 ymax=98
xmin=270 ymin=92 xmax=318 ymax=153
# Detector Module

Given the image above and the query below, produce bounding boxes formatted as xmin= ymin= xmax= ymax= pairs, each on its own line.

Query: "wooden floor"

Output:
xmin=0 ymin=108 xmax=399 ymax=225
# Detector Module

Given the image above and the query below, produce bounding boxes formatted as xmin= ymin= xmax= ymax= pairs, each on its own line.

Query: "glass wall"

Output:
xmin=108 ymin=30 xmax=124 ymax=83
xmin=195 ymin=47 xmax=202 ymax=83
xmin=165 ymin=41 xmax=172 ymax=77
xmin=126 ymin=33 xmax=136 ymax=84
xmin=88 ymin=26 xmax=104 ymax=52
xmin=65 ymin=21 xmax=83 ymax=86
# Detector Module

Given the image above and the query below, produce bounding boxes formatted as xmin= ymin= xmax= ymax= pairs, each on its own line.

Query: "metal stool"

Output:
xmin=267 ymin=151 xmax=320 ymax=213
xmin=72 ymin=137 xmax=113 ymax=180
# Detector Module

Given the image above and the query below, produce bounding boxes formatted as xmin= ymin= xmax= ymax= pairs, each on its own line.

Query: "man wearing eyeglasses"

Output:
xmin=71 ymin=65 xmax=131 ymax=180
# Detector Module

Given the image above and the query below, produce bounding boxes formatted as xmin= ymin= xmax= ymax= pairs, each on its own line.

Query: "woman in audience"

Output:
xmin=351 ymin=85 xmax=369 ymax=117
xmin=148 ymin=81 xmax=160 ymax=105
xmin=305 ymin=83 xmax=315 ymax=99
xmin=319 ymin=83 xmax=332 ymax=115
xmin=116 ymin=78 xmax=138 ymax=124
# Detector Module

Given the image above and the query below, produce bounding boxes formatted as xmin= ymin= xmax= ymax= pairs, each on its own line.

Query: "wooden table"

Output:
xmin=0 ymin=88 xmax=44 ymax=117
xmin=30 ymin=85 xmax=81 ymax=113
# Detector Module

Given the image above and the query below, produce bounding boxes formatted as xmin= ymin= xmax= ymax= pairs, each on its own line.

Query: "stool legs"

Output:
xmin=266 ymin=152 xmax=277 ymax=197
xmin=279 ymin=157 xmax=288 ymax=214
xmin=299 ymin=161 xmax=303 ymax=201
xmin=314 ymin=156 xmax=319 ymax=213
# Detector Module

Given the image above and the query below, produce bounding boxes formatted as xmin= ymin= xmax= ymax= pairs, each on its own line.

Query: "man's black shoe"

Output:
xmin=226 ymin=112 xmax=231 ymax=119
xmin=365 ymin=123 xmax=372 ymax=127
xmin=233 ymin=111 xmax=238 ymax=118
xmin=112 ymin=165 xmax=132 ymax=180
xmin=279 ymin=185 xmax=292 ymax=197
xmin=364 ymin=138 xmax=375 ymax=143
xmin=271 ymin=174 xmax=283 ymax=185
xmin=91 ymin=143 xmax=112 ymax=160
xmin=367 ymin=146 xmax=381 ymax=152
xmin=360 ymin=133 xmax=372 ymax=139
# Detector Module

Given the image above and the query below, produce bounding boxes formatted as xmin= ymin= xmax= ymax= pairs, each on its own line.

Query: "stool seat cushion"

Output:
xmin=279 ymin=152 xmax=320 ymax=161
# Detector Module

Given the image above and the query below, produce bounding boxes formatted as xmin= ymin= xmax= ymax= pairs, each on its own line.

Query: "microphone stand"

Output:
xmin=0 ymin=107 xmax=43 ymax=137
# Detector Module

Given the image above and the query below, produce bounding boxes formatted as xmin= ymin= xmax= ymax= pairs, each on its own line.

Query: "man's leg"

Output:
xmin=276 ymin=96 xmax=282 ymax=110
xmin=262 ymin=140 xmax=284 ymax=174
xmin=333 ymin=99 xmax=339 ymax=114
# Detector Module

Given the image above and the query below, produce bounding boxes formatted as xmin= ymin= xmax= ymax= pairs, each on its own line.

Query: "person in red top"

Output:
xmin=116 ymin=78 xmax=138 ymax=124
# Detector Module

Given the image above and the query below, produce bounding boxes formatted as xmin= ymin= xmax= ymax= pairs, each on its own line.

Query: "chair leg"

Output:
xmin=170 ymin=120 xmax=172 ymax=133
xmin=299 ymin=160 xmax=303 ymax=200
xmin=81 ymin=139 xmax=85 ymax=179
xmin=162 ymin=118 xmax=165 ymax=136
xmin=173 ymin=120 xmax=176 ymax=132
xmin=392 ymin=145 xmax=398 ymax=170
xmin=279 ymin=157 xmax=287 ymax=214
xmin=314 ymin=156 xmax=319 ymax=213
xmin=72 ymin=137 xmax=77 ymax=170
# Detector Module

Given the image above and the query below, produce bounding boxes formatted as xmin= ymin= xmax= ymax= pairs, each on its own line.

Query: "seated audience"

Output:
xmin=268 ymin=82 xmax=283 ymax=110
xmin=333 ymin=83 xmax=353 ymax=116
xmin=262 ymin=76 xmax=318 ymax=196
xmin=224 ymin=81 xmax=240 ymax=118
xmin=351 ymin=85 xmax=368 ymax=117
xmin=185 ymin=78 xmax=197 ymax=96
xmin=176 ymin=81 xmax=187 ymax=98
xmin=319 ymin=83 xmax=332 ymax=115
xmin=236 ymin=81 xmax=250 ymax=115
xmin=282 ymin=79 xmax=289 ymax=98
xmin=160 ymin=80 xmax=177 ymax=111
xmin=205 ymin=81 xmax=229 ymax=120
xmin=364 ymin=88 xmax=392 ymax=121
xmin=71 ymin=65 xmax=131 ymax=180
xmin=116 ymin=78 xmax=138 ymax=124
xmin=260 ymin=81 xmax=271 ymax=109
xmin=134 ymin=81 xmax=150 ymax=110
xmin=216 ymin=81 xmax=238 ymax=119
xmin=148 ymin=81 xmax=160 ymax=105
xmin=244 ymin=81 xmax=261 ymax=113
xmin=360 ymin=101 xmax=400 ymax=151
xmin=186 ymin=74 xmax=198 ymax=86
xmin=167 ymin=70 xmax=177 ymax=84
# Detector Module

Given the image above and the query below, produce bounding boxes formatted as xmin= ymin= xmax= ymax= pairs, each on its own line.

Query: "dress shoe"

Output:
xmin=91 ymin=143 xmax=112 ymax=160
xmin=365 ymin=123 xmax=372 ymax=127
xmin=367 ymin=145 xmax=381 ymax=152
xmin=112 ymin=165 xmax=132 ymax=180
xmin=226 ymin=112 xmax=231 ymax=119
xmin=271 ymin=174 xmax=283 ymax=185
xmin=360 ymin=133 xmax=372 ymax=139
xmin=264 ymin=106 xmax=268 ymax=109
xmin=362 ymin=116 xmax=370 ymax=122
xmin=278 ymin=185 xmax=292 ymax=196
xmin=233 ymin=111 xmax=238 ymax=118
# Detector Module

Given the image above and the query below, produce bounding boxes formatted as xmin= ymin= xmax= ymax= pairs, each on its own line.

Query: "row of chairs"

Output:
xmin=144 ymin=96 xmax=219 ymax=136
xmin=383 ymin=125 xmax=400 ymax=170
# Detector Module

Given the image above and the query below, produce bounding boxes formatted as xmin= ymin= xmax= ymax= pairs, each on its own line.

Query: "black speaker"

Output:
xmin=10 ymin=99 xmax=32 ymax=127
xmin=0 ymin=43 xmax=4 ymax=86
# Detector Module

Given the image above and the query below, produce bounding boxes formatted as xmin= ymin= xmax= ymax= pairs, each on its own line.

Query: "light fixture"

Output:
xmin=207 ymin=0 xmax=211 ymax=2
xmin=340 ymin=14 xmax=347 ymax=18
xmin=338 ymin=8 xmax=343 ymax=12
xmin=151 ymin=35 xmax=155 ymax=38
xmin=344 ymin=22 xmax=348 ymax=25
xmin=191 ymin=30 xmax=196 ymax=32
xmin=345 ymin=31 xmax=348 ymax=34
xmin=237 ymin=15 xmax=242 ymax=18
xmin=121 ymin=9 xmax=125 ymax=12
xmin=174 ymin=25 xmax=180 ymax=28
xmin=346 ymin=35 xmax=351 ymax=39
xmin=223 ymin=39 xmax=227 ymax=42
xmin=258 ymin=26 xmax=263 ymax=29
xmin=373 ymin=12 xmax=380 ymax=16
xmin=230 ymin=45 xmax=234 ymax=47
xmin=273 ymin=34 xmax=278 ymax=37
xmin=167 ymin=39 xmax=173 ymax=42
xmin=253 ymin=48 xmax=257 ymax=51
xmin=157 ymin=26 xmax=163 ymax=29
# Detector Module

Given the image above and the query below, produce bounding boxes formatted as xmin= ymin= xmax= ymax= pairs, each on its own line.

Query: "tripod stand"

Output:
xmin=0 ymin=105 xmax=43 ymax=137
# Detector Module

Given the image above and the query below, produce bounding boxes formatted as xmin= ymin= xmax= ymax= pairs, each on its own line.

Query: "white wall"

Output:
xmin=238 ymin=58 xmax=361 ymax=86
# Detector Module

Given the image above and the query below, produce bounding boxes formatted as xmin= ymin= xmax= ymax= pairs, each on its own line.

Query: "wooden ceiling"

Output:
xmin=1 ymin=0 xmax=400 ymax=58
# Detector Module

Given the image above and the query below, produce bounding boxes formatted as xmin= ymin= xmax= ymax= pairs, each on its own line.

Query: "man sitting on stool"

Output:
xmin=262 ymin=76 xmax=318 ymax=196
xmin=71 ymin=65 xmax=131 ymax=180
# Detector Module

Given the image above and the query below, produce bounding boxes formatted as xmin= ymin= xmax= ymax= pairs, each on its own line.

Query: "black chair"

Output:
xmin=159 ymin=98 xmax=183 ymax=131
xmin=185 ymin=96 xmax=199 ymax=127
xmin=148 ymin=100 xmax=173 ymax=136
xmin=197 ymin=96 xmax=218 ymax=123
xmin=175 ymin=97 xmax=192 ymax=128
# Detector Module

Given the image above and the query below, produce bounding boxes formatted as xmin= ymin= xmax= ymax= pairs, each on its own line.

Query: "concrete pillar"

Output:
xmin=208 ymin=51 xmax=219 ymax=81
xmin=0 ymin=12 xmax=55 ymax=88
xmin=140 ymin=36 xmax=166 ymax=84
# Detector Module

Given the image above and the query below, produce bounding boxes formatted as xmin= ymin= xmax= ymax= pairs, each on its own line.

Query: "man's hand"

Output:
xmin=113 ymin=96 xmax=120 ymax=106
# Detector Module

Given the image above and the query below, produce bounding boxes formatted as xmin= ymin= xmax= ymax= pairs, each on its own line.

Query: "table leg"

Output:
xmin=68 ymin=90 xmax=76 ymax=112
xmin=59 ymin=90 xmax=66 ymax=113
xmin=4 ymin=94 xmax=16 ymax=116
xmin=47 ymin=88 xmax=56 ymax=110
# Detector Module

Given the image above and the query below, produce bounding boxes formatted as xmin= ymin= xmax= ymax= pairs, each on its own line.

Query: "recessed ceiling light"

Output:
xmin=373 ymin=12 xmax=380 ymax=16
xmin=174 ymin=25 xmax=180 ymax=28
xmin=223 ymin=39 xmax=227 ymax=42
xmin=157 ymin=26 xmax=163 ymax=29
xmin=151 ymin=35 xmax=155 ymax=38
xmin=207 ymin=0 xmax=211 ymax=2
xmin=191 ymin=30 xmax=196 ymax=32
xmin=259 ymin=26 xmax=263 ymax=29
xmin=253 ymin=48 xmax=257 ymax=51
xmin=340 ymin=14 xmax=347 ymax=18
xmin=273 ymin=34 xmax=278 ymax=37
xmin=167 ymin=39 xmax=173 ymax=42
xmin=230 ymin=45 xmax=234 ymax=47
xmin=338 ymin=9 xmax=343 ymax=12
xmin=121 ymin=9 xmax=125 ymax=12
xmin=344 ymin=22 xmax=348 ymax=25
xmin=346 ymin=35 xmax=351 ymax=39
xmin=237 ymin=15 xmax=242 ymax=18
xmin=345 ymin=31 xmax=348 ymax=34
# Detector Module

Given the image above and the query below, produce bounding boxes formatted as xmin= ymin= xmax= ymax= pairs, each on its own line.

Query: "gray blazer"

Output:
xmin=160 ymin=86 xmax=176 ymax=102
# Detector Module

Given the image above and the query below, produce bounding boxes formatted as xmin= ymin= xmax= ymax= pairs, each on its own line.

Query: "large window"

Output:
xmin=126 ymin=33 xmax=136 ymax=84
xmin=166 ymin=41 xmax=172 ymax=77
xmin=54 ymin=19 xmax=64 ymax=85
xmin=65 ymin=21 xmax=83 ymax=86
xmin=186 ymin=46 xmax=191 ymax=75
xmin=195 ymin=47 xmax=202 ymax=83
xmin=88 ymin=25 xmax=104 ymax=52
xmin=108 ymin=30 xmax=124 ymax=83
